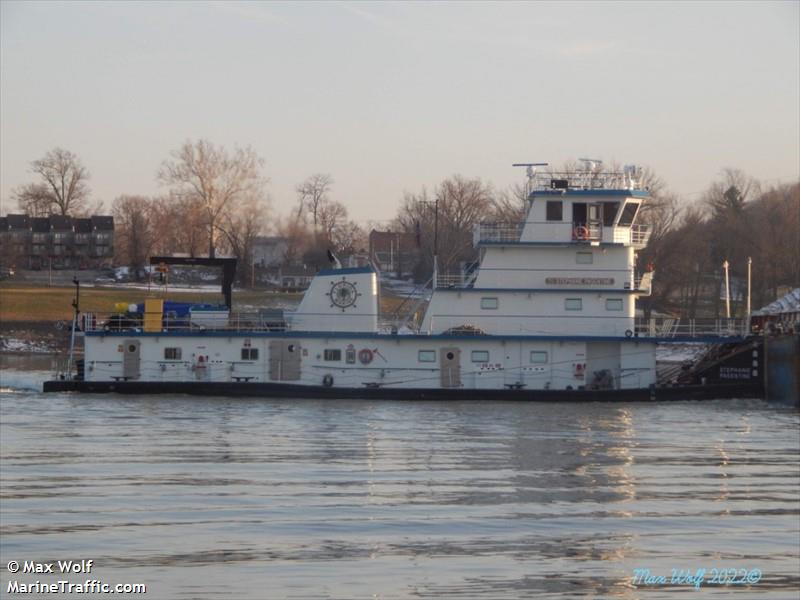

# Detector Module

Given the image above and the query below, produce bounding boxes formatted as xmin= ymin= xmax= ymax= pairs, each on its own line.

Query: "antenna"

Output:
xmin=578 ymin=158 xmax=603 ymax=171
xmin=512 ymin=163 xmax=548 ymax=195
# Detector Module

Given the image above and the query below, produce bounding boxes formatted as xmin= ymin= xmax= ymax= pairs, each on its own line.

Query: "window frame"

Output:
xmin=480 ymin=297 xmax=499 ymax=310
xmin=241 ymin=347 xmax=259 ymax=361
xmin=576 ymin=251 xmax=593 ymax=264
xmin=617 ymin=201 xmax=640 ymax=226
xmin=418 ymin=350 xmax=436 ymax=363
xmin=530 ymin=350 xmax=548 ymax=364
xmin=546 ymin=201 xmax=563 ymax=221
xmin=471 ymin=350 xmax=490 ymax=363
xmin=605 ymin=298 xmax=624 ymax=311
xmin=164 ymin=347 xmax=182 ymax=360
xmin=323 ymin=349 xmax=342 ymax=362
xmin=565 ymin=298 xmax=583 ymax=311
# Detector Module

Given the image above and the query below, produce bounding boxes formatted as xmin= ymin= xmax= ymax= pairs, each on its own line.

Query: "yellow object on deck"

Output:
xmin=143 ymin=298 xmax=164 ymax=333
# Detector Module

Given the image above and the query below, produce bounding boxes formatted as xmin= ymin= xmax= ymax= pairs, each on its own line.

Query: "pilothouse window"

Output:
xmin=546 ymin=201 xmax=563 ymax=221
xmin=617 ymin=202 xmax=640 ymax=226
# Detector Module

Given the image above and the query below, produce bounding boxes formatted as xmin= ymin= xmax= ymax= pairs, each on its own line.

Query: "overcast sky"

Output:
xmin=1 ymin=1 xmax=798 ymax=222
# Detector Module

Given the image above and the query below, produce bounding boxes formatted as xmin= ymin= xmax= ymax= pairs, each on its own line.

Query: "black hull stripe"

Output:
xmin=42 ymin=381 xmax=764 ymax=402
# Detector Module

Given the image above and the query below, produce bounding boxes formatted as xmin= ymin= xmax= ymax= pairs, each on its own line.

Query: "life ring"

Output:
xmin=625 ymin=329 xmax=633 ymax=338
xmin=322 ymin=374 xmax=334 ymax=387
xmin=574 ymin=225 xmax=589 ymax=240
xmin=358 ymin=348 xmax=374 ymax=365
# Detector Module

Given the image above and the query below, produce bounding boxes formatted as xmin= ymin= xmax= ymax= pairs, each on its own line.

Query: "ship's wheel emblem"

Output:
xmin=328 ymin=278 xmax=360 ymax=310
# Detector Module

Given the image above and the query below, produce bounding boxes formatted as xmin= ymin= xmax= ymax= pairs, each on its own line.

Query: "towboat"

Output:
xmin=44 ymin=164 xmax=763 ymax=400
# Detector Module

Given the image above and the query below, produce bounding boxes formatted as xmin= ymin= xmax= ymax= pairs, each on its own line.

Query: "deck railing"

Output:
xmin=80 ymin=311 xmax=291 ymax=333
xmin=631 ymin=224 xmax=652 ymax=248
xmin=435 ymin=272 xmax=478 ymax=289
xmin=634 ymin=317 xmax=748 ymax=338
xmin=473 ymin=222 xmax=524 ymax=245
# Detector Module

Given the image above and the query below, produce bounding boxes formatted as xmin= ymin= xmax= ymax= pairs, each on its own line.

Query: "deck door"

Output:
xmin=269 ymin=340 xmax=302 ymax=381
xmin=440 ymin=347 xmax=462 ymax=388
xmin=122 ymin=340 xmax=141 ymax=380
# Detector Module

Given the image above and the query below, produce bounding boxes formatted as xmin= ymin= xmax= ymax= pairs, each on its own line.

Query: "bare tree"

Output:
xmin=491 ymin=182 xmax=528 ymax=222
xmin=112 ymin=195 xmax=155 ymax=273
xmin=704 ymin=168 xmax=760 ymax=216
xmin=158 ymin=139 xmax=266 ymax=258
xmin=14 ymin=183 xmax=53 ymax=217
xmin=219 ymin=192 xmax=270 ymax=286
xmin=296 ymin=173 xmax=333 ymax=229
xmin=318 ymin=200 xmax=348 ymax=242
xmin=14 ymin=148 xmax=91 ymax=216
xmin=395 ymin=175 xmax=494 ymax=279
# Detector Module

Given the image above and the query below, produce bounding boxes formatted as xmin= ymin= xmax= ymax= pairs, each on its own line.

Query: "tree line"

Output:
xmin=8 ymin=142 xmax=799 ymax=316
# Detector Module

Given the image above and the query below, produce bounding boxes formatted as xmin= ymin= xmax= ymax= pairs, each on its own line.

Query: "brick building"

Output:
xmin=0 ymin=214 xmax=114 ymax=269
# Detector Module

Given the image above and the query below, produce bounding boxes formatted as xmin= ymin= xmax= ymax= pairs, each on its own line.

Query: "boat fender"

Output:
xmin=358 ymin=349 xmax=374 ymax=365
xmin=322 ymin=374 xmax=334 ymax=387
xmin=625 ymin=329 xmax=633 ymax=338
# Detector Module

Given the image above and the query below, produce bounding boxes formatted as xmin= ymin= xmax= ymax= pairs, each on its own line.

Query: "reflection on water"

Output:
xmin=1 ymin=360 xmax=798 ymax=599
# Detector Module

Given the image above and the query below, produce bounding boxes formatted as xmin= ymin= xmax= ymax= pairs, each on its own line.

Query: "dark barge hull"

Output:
xmin=43 ymin=380 xmax=764 ymax=401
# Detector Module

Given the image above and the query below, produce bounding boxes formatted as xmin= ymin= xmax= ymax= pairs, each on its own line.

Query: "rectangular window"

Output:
xmin=602 ymin=202 xmax=620 ymax=226
xmin=565 ymin=298 xmax=582 ymax=311
xmin=324 ymin=349 xmax=341 ymax=361
xmin=530 ymin=351 xmax=548 ymax=364
xmin=606 ymin=298 xmax=623 ymax=311
xmin=164 ymin=347 xmax=182 ymax=360
xmin=345 ymin=348 xmax=356 ymax=364
xmin=576 ymin=252 xmax=593 ymax=264
xmin=418 ymin=350 xmax=436 ymax=363
xmin=241 ymin=348 xmax=259 ymax=360
xmin=617 ymin=202 xmax=640 ymax=226
xmin=471 ymin=350 xmax=489 ymax=363
xmin=546 ymin=201 xmax=563 ymax=221
xmin=480 ymin=297 xmax=499 ymax=310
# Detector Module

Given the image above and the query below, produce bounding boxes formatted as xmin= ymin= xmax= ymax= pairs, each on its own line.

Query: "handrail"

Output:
xmin=634 ymin=317 xmax=747 ymax=338
xmin=473 ymin=222 xmax=523 ymax=245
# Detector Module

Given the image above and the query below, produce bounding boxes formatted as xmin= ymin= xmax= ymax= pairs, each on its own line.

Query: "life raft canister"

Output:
xmin=358 ymin=348 xmax=374 ymax=365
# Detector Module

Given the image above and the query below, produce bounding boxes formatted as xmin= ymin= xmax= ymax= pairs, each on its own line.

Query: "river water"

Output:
xmin=1 ymin=356 xmax=798 ymax=599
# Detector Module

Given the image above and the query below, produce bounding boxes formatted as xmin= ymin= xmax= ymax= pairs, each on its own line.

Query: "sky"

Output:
xmin=1 ymin=1 xmax=798 ymax=223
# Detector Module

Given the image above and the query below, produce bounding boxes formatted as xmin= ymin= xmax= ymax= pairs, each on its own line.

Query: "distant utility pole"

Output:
xmin=723 ymin=260 xmax=731 ymax=319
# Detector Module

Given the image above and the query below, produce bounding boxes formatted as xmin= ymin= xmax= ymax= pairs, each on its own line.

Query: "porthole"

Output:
xmin=446 ymin=352 xmax=455 ymax=360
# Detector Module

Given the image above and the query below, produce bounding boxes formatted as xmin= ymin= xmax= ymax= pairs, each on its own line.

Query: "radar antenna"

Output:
xmin=578 ymin=158 xmax=603 ymax=188
xmin=512 ymin=162 xmax=548 ymax=196
xmin=578 ymin=158 xmax=603 ymax=171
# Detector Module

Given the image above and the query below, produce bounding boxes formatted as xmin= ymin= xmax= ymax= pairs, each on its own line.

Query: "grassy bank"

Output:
xmin=0 ymin=283 xmax=300 ymax=322
xmin=0 ymin=283 xmax=407 ymax=323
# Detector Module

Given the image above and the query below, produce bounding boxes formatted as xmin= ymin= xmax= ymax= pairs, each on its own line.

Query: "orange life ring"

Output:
xmin=574 ymin=225 xmax=589 ymax=240
xmin=358 ymin=348 xmax=374 ymax=365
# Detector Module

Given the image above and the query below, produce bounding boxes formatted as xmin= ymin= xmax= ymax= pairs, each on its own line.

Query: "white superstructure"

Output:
xmin=77 ymin=165 xmax=746 ymax=394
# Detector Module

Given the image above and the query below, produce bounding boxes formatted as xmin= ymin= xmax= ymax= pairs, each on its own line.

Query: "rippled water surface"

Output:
xmin=1 ymin=364 xmax=798 ymax=599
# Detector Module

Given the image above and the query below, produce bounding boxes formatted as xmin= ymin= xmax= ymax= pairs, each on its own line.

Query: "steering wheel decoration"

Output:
xmin=328 ymin=278 xmax=360 ymax=311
